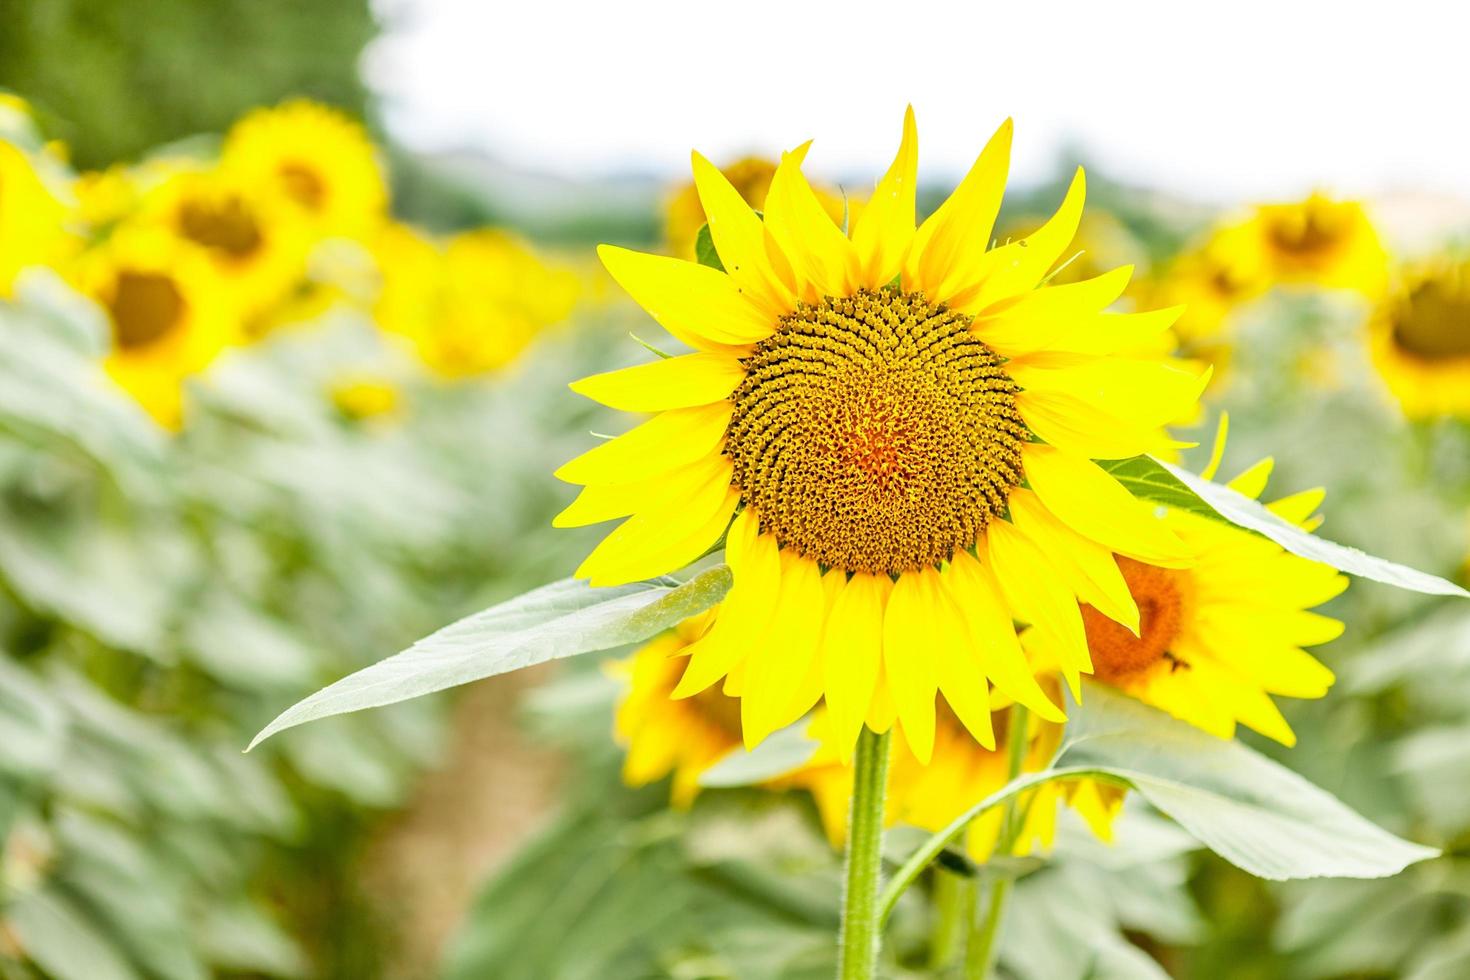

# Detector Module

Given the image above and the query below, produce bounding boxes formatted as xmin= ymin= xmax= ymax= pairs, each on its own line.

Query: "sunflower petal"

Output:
xmin=691 ymin=151 xmax=794 ymax=316
xmin=850 ymin=106 xmax=918 ymax=289
xmin=764 ymin=145 xmax=859 ymax=301
xmin=882 ymin=570 xmax=941 ymax=763
xmin=570 ymin=352 xmax=745 ymax=412
xmin=554 ymin=402 xmax=732 ymax=485
xmin=820 ymin=572 xmax=888 ymax=764
xmin=905 ymin=118 xmax=1012 ymax=299
xmin=598 ymin=244 xmax=773 ymax=349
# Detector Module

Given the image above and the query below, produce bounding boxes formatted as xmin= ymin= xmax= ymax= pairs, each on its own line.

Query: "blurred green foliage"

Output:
xmin=0 ymin=0 xmax=375 ymax=167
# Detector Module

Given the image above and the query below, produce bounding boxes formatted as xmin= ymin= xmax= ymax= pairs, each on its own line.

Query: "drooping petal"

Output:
xmin=850 ymin=106 xmax=918 ymax=289
xmin=969 ymin=266 xmax=1134 ymax=358
xmin=882 ymin=570 xmax=941 ymax=763
xmin=905 ymin=119 xmax=1012 ymax=299
xmin=986 ymin=518 xmax=1093 ymax=697
xmin=597 ymin=244 xmax=775 ymax=349
xmin=945 ymin=550 xmax=1066 ymax=722
xmin=1022 ymin=444 xmax=1192 ymax=567
xmin=673 ymin=515 xmax=779 ymax=697
xmin=569 ymin=352 xmax=745 ymax=412
xmin=820 ymin=571 xmax=888 ymax=763
xmin=740 ymin=551 xmax=829 ymax=746
xmin=1006 ymin=488 xmax=1138 ymax=632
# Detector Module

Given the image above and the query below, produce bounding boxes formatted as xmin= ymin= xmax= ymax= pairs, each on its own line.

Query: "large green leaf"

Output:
xmin=249 ymin=565 xmax=733 ymax=748
xmin=871 ymin=684 xmax=1436 ymax=919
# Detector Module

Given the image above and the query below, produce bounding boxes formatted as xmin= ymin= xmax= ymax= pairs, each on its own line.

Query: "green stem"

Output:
xmin=837 ymin=725 xmax=892 ymax=980
xmin=927 ymin=867 xmax=975 ymax=971
xmin=965 ymin=702 xmax=1030 ymax=979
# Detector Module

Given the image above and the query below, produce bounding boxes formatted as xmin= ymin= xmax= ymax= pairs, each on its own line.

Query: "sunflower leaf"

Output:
xmin=694 ymin=223 xmax=725 ymax=272
xmin=1097 ymin=455 xmax=1222 ymax=523
xmin=881 ymin=685 xmax=1437 ymax=920
xmin=1161 ymin=461 xmax=1470 ymax=597
xmin=247 ymin=565 xmax=733 ymax=749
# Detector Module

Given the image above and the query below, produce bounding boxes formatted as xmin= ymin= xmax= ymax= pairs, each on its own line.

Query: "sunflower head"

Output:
xmin=561 ymin=110 xmax=1209 ymax=764
xmin=71 ymin=225 xmax=234 ymax=427
xmin=222 ymin=100 xmax=387 ymax=239
xmin=1029 ymin=450 xmax=1346 ymax=747
xmin=373 ymin=224 xmax=578 ymax=378
xmin=1242 ymin=193 xmax=1387 ymax=297
xmin=139 ymin=168 xmax=312 ymax=317
xmin=1368 ymin=257 xmax=1470 ymax=418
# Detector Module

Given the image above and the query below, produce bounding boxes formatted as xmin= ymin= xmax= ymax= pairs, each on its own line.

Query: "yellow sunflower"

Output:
xmin=665 ymin=155 xmax=857 ymax=260
xmin=71 ymin=226 xmax=234 ymax=427
xmin=1138 ymin=222 xmax=1269 ymax=346
xmin=373 ymin=224 xmax=578 ymax=378
xmin=1026 ymin=442 xmax=1346 ymax=745
xmin=800 ymin=690 xmax=1123 ymax=859
xmin=0 ymin=139 xmax=74 ymax=297
xmin=558 ymin=110 xmax=1208 ymax=764
xmin=613 ymin=611 xmax=836 ymax=810
xmin=1230 ymin=193 xmax=1387 ymax=298
xmin=222 ymin=100 xmax=387 ymax=239
xmin=139 ymin=167 xmax=311 ymax=316
xmin=1367 ymin=257 xmax=1470 ymax=419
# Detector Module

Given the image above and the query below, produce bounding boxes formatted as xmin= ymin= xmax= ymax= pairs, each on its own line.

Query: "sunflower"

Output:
xmin=139 ymin=167 xmax=311 ymax=316
xmin=1025 ymin=439 xmax=1346 ymax=745
xmin=0 ymin=139 xmax=74 ymax=297
xmin=1367 ymin=257 xmax=1470 ymax=419
xmin=613 ymin=611 xmax=835 ymax=810
xmin=665 ymin=155 xmax=856 ymax=261
xmin=1228 ymin=193 xmax=1387 ymax=298
xmin=373 ymin=224 xmax=578 ymax=377
xmin=222 ymin=100 xmax=387 ymax=239
xmin=71 ymin=226 xmax=234 ymax=427
xmin=558 ymin=110 xmax=1208 ymax=763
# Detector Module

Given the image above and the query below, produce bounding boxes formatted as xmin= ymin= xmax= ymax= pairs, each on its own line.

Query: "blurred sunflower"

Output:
xmin=374 ymin=224 xmax=578 ymax=378
xmin=1026 ymin=434 xmax=1346 ymax=745
xmin=665 ymin=155 xmax=856 ymax=260
xmin=222 ymin=100 xmax=387 ymax=239
xmin=140 ymin=168 xmax=311 ymax=316
xmin=613 ymin=611 xmax=833 ymax=811
xmin=72 ymin=226 xmax=233 ymax=427
xmin=1367 ymin=257 xmax=1470 ymax=418
xmin=559 ymin=110 xmax=1207 ymax=763
xmin=0 ymin=139 xmax=74 ymax=297
xmin=329 ymin=374 xmax=402 ymax=421
xmin=1139 ymin=223 xmax=1269 ymax=346
xmin=1230 ymin=193 xmax=1387 ymax=298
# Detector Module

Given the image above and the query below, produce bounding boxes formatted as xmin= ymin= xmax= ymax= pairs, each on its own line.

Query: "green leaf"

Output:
xmin=880 ymin=684 xmax=1437 ymax=920
xmin=248 ymin=565 xmax=734 ymax=749
xmin=1161 ymin=461 xmax=1470 ymax=597
xmin=694 ymin=222 xmax=725 ymax=272
xmin=699 ymin=723 xmax=821 ymax=788
xmin=1097 ymin=455 xmax=1222 ymax=523
xmin=6 ymin=885 xmax=142 ymax=980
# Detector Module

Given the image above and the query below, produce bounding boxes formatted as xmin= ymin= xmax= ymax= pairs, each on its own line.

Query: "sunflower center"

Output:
xmin=178 ymin=196 xmax=264 ymax=260
xmin=1081 ymin=557 xmax=1187 ymax=683
xmin=726 ymin=288 xmax=1026 ymax=575
xmin=278 ymin=162 xmax=326 ymax=211
xmin=108 ymin=272 xmax=187 ymax=350
xmin=689 ymin=685 xmax=744 ymax=738
xmin=1392 ymin=274 xmax=1470 ymax=360
xmin=1266 ymin=203 xmax=1345 ymax=258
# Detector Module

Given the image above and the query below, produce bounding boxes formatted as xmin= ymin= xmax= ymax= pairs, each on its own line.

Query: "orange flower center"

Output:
xmin=1391 ymin=269 xmax=1470 ymax=361
xmin=725 ymin=288 xmax=1025 ymax=575
xmin=108 ymin=271 xmax=187 ymax=350
xmin=1081 ymin=557 xmax=1188 ymax=683
xmin=278 ymin=162 xmax=326 ymax=211
xmin=178 ymin=195 xmax=264 ymax=261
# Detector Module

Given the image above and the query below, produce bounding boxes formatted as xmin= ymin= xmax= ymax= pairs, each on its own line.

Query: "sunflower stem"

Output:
xmin=966 ymin=702 xmax=1030 ymax=979
xmin=927 ymin=867 xmax=974 ymax=971
xmin=837 ymin=725 xmax=891 ymax=980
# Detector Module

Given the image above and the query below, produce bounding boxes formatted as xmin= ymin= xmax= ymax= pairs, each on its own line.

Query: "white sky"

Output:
xmin=367 ymin=0 xmax=1470 ymax=204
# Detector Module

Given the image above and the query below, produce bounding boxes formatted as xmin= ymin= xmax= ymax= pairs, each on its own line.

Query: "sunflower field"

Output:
xmin=3 ymin=9 xmax=1470 ymax=980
